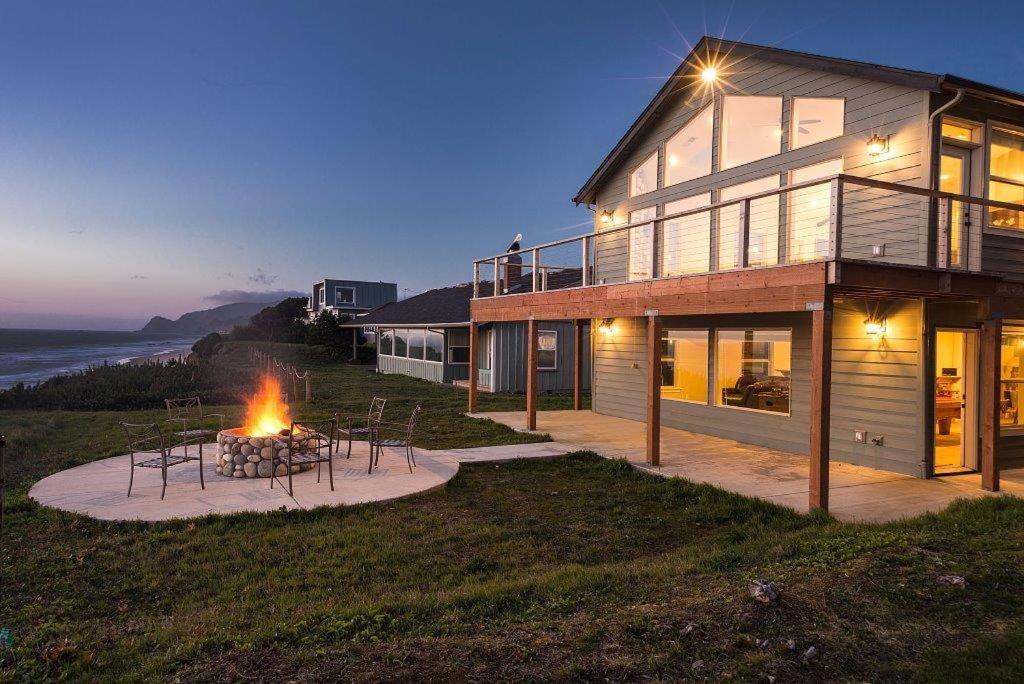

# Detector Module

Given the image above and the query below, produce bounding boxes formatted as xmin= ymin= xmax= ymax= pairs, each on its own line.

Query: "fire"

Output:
xmin=244 ymin=375 xmax=292 ymax=436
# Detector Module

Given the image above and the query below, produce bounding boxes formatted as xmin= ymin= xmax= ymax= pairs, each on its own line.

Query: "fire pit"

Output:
xmin=215 ymin=375 xmax=316 ymax=479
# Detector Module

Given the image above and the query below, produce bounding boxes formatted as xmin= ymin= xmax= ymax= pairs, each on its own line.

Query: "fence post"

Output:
xmin=581 ymin=235 xmax=590 ymax=287
xmin=738 ymin=198 xmax=751 ymax=269
xmin=829 ymin=177 xmax=844 ymax=260
xmin=473 ymin=262 xmax=480 ymax=299
xmin=937 ymin=197 xmax=951 ymax=269
xmin=532 ymin=248 xmax=540 ymax=292
xmin=305 ymin=373 xmax=312 ymax=402
xmin=493 ymin=256 xmax=501 ymax=295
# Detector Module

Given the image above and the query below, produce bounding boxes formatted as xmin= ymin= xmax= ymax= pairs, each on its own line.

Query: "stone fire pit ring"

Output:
xmin=215 ymin=427 xmax=317 ymax=479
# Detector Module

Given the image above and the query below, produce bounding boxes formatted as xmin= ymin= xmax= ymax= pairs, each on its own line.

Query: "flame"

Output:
xmin=243 ymin=375 xmax=291 ymax=436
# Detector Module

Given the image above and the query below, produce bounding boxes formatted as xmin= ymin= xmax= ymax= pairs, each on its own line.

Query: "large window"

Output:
xmin=662 ymin=194 xmax=711 ymax=276
xmin=629 ymin=150 xmax=658 ymax=197
xmin=720 ymin=96 xmax=782 ymax=170
xmin=665 ymin=105 xmax=713 ymax=187
xmin=629 ymin=206 xmax=657 ymax=281
xmin=335 ymin=286 xmax=355 ymax=305
xmin=790 ymin=97 xmax=844 ymax=149
xmin=393 ymin=329 xmax=408 ymax=357
xmin=718 ymin=176 xmax=780 ymax=270
xmin=379 ymin=329 xmax=393 ymax=356
xmin=1001 ymin=325 xmax=1024 ymax=429
xmin=538 ymin=330 xmax=558 ymax=370
xmin=788 ymin=159 xmax=843 ymax=263
xmin=715 ymin=330 xmax=791 ymax=414
xmin=408 ymin=330 xmax=426 ymax=360
xmin=660 ymin=329 xmax=709 ymax=403
xmin=425 ymin=330 xmax=444 ymax=362
xmin=448 ymin=328 xmax=470 ymax=364
xmin=990 ymin=127 xmax=1024 ymax=231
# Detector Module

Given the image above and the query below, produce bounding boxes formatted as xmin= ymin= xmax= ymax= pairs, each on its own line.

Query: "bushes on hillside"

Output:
xmin=230 ymin=298 xmax=308 ymax=343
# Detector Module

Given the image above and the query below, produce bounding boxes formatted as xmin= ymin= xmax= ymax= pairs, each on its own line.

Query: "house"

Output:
xmin=306 ymin=278 xmax=397 ymax=320
xmin=344 ymin=281 xmax=590 ymax=396
xmin=467 ymin=37 xmax=1024 ymax=513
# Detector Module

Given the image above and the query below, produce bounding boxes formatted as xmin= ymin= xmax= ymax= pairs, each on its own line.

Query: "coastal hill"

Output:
xmin=140 ymin=301 xmax=280 ymax=335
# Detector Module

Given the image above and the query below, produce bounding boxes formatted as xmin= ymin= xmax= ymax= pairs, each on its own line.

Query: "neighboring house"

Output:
xmin=344 ymin=282 xmax=590 ymax=395
xmin=306 ymin=278 xmax=398 ymax=320
xmin=468 ymin=36 xmax=1024 ymax=513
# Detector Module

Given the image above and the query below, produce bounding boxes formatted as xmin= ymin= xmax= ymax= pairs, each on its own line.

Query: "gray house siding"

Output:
xmin=490 ymin=321 xmax=591 ymax=393
xmin=593 ymin=56 xmax=932 ymax=283
xmin=592 ymin=304 xmax=928 ymax=476
xmin=313 ymin=279 xmax=398 ymax=313
xmin=375 ymin=327 xmax=467 ymax=385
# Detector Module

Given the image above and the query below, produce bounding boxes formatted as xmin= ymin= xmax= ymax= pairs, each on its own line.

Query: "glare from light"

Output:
xmin=701 ymin=67 xmax=718 ymax=84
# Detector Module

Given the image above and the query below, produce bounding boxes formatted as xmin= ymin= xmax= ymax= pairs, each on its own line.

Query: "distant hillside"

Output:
xmin=140 ymin=301 xmax=279 ymax=335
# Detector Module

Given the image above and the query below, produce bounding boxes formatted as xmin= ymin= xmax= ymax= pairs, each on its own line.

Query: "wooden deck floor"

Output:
xmin=470 ymin=410 xmax=1024 ymax=523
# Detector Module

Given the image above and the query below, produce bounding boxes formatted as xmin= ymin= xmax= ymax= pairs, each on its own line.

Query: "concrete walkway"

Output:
xmin=29 ymin=440 xmax=568 ymax=522
xmin=471 ymin=410 xmax=1024 ymax=523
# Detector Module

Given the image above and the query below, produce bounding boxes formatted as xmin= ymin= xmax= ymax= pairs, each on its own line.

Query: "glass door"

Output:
xmin=939 ymin=146 xmax=971 ymax=267
xmin=933 ymin=329 xmax=979 ymax=474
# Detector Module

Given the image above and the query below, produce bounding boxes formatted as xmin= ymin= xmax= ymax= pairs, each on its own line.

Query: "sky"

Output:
xmin=1 ymin=0 xmax=1022 ymax=330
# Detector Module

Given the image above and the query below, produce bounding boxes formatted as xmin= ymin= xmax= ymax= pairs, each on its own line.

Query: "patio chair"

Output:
xmin=369 ymin=404 xmax=421 ymax=474
xmin=335 ymin=397 xmax=386 ymax=459
xmin=121 ymin=422 xmax=205 ymax=499
xmin=164 ymin=397 xmax=224 ymax=463
xmin=270 ymin=418 xmax=338 ymax=496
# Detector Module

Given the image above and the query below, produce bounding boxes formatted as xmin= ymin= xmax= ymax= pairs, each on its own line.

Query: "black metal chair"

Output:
xmin=164 ymin=397 xmax=224 ymax=465
xmin=271 ymin=418 xmax=337 ymax=496
xmin=335 ymin=397 xmax=386 ymax=459
xmin=369 ymin=404 xmax=421 ymax=474
xmin=121 ymin=422 xmax=205 ymax=499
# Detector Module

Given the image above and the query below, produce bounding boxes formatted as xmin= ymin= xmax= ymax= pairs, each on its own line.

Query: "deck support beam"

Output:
xmin=526 ymin=318 xmax=538 ymax=431
xmin=573 ymin=320 xmax=583 ymax=411
xmin=468 ymin=323 xmax=479 ymax=414
xmin=646 ymin=315 xmax=661 ymax=466
xmin=981 ymin=316 xmax=1001 ymax=491
xmin=809 ymin=302 xmax=833 ymax=512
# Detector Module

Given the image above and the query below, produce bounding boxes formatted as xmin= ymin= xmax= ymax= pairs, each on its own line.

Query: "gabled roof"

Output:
xmin=573 ymin=36 xmax=1024 ymax=206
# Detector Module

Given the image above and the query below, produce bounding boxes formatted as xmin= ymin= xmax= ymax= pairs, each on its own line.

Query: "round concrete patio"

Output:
xmin=29 ymin=440 xmax=570 ymax=522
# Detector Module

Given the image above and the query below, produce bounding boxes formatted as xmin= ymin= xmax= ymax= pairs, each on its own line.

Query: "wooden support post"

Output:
xmin=573 ymin=320 xmax=583 ymax=411
xmin=351 ymin=327 xmax=358 ymax=362
xmin=526 ymin=318 xmax=538 ymax=431
xmin=468 ymin=323 xmax=479 ymax=414
xmin=981 ymin=316 xmax=1001 ymax=491
xmin=646 ymin=315 xmax=661 ymax=466
xmin=809 ymin=303 xmax=833 ymax=512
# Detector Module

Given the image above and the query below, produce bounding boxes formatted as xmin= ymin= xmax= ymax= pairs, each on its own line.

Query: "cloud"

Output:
xmin=203 ymin=289 xmax=306 ymax=306
xmin=247 ymin=269 xmax=278 ymax=286
xmin=69 ymin=228 xmax=86 ymax=235
xmin=130 ymin=274 xmax=148 ymax=280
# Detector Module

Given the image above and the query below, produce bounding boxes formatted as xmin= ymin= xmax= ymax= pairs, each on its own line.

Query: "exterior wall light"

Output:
xmin=864 ymin=318 xmax=887 ymax=337
xmin=600 ymin=210 xmax=615 ymax=226
xmin=701 ymin=67 xmax=718 ymax=84
xmin=598 ymin=318 xmax=615 ymax=335
xmin=867 ymin=134 xmax=889 ymax=156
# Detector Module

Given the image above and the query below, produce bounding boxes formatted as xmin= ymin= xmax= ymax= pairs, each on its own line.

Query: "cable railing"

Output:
xmin=472 ymin=174 xmax=1024 ymax=298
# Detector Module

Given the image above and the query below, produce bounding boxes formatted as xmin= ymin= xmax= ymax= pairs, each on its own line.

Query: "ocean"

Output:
xmin=0 ymin=329 xmax=199 ymax=389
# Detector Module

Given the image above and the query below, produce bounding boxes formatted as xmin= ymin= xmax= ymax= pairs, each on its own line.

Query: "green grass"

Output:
xmin=2 ymin=343 xmax=1024 ymax=680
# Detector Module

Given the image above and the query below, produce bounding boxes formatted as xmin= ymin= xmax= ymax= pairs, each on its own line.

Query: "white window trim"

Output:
xmin=664 ymin=103 xmax=714 ymax=188
xmin=712 ymin=327 xmax=793 ymax=417
xmin=659 ymin=328 xmax=710 ymax=405
xmin=719 ymin=95 xmax=783 ymax=171
xmin=628 ymin=150 xmax=659 ymax=198
xmin=537 ymin=329 xmax=558 ymax=371
xmin=334 ymin=286 xmax=356 ymax=306
xmin=987 ymin=122 xmax=1024 ymax=233
xmin=318 ymin=287 xmax=325 ymax=305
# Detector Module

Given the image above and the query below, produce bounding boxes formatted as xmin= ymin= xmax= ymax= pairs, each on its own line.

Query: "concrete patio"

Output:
xmin=30 ymin=440 xmax=570 ymax=522
xmin=471 ymin=410 xmax=1024 ymax=523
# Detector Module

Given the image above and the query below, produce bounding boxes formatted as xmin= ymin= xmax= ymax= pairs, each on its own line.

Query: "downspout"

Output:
xmin=927 ymin=86 xmax=965 ymax=190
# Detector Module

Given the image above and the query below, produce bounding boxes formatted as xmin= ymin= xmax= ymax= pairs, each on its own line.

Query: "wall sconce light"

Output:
xmin=866 ymin=134 xmax=889 ymax=157
xmin=700 ymin=66 xmax=719 ymax=84
xmin=598 ymin=318 xmax=615 ymax=335
xmin=864 ymin=317 xmax=887 ymax=338
xmin=600 ymin=210 xmax=615 ymax=226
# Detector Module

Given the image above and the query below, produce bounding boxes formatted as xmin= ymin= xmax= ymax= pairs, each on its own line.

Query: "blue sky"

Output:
xmin=1 ymin=0 xmax=1022 ymax=329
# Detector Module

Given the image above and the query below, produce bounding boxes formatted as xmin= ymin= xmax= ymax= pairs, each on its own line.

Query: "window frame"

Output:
xmin=712 ymin=327 xmax=793 ymax=417
xmin=659 ymin=328 xmax=710 ymax=405
xmin=627 ymin=206 xmax=657 ymax=281
xmin=424 ymin=329 xmax=445 ymax=363
xmin=716 ymin=174 xmax=782 ymax=271
xmin=787 ymin=158 xmax=844 ymax=263
xmin=664 ymin=104 xmax=714 ymax=187
xmin=378 ymin=328 xmax=393 ymax=356
xmin=318 ymin=287 xmax=325 ymax=305
xmin=719 ymin=95 xmax=783 ymax=170
xmin=628 ymin=149 xmax=659 ymax=198
xmin=987 ymin=123 xmax=1024 ymax=233
xmin=537 ymin=329 xmax=558 ymax=371
xmin=334 ymin=286 xmax=356 ymax=306
xmin=789 ymin=96 xmax=845 ymax=150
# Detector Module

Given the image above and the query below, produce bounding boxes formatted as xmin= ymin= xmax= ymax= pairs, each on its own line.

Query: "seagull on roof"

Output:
xmin=507 ymin=232 xmax=523 ymax=252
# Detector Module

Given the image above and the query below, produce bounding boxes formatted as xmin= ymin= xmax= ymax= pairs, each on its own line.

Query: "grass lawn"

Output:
xmin=2 ymin=343 xmax=1024 ymax=680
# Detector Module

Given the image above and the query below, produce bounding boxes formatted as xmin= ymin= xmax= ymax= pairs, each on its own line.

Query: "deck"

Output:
xmin=470 ymin=409 xmax=1024 ymax=523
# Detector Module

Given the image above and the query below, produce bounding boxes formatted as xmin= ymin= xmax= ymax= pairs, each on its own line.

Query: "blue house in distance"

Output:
xmin=306 ymin=278 xmax=397 ymax=320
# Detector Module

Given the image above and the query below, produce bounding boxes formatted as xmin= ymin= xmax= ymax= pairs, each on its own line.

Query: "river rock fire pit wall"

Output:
xmin=215 ymin=427 xmax=317 ymax=478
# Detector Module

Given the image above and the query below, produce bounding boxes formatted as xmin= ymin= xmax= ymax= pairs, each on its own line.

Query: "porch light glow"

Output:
xmin=864 ymin=318 xmax=887 ymax=337
xmin=598 ymin=318 xmax=615 ymax=335
xmin=867 ymin=134 xmax=889 ymax=156
xmin=600 ymin=210 xmax=615 ymax=225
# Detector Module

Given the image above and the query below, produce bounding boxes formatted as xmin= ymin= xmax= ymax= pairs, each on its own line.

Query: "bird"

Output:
xmin=506 ymin=232 xmax=523 ymax=253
